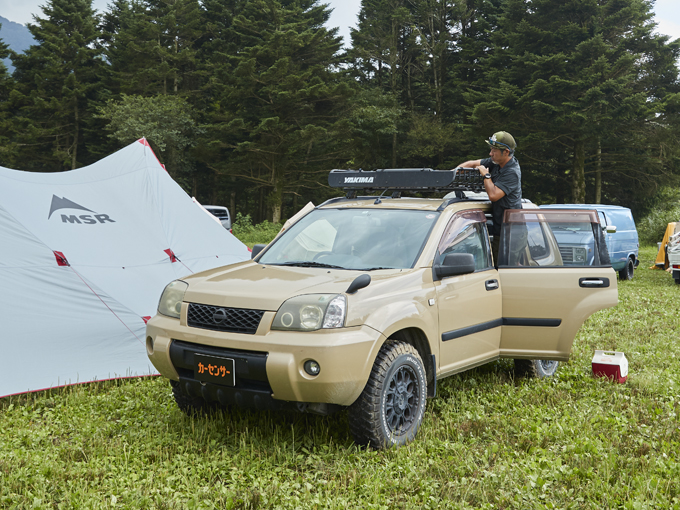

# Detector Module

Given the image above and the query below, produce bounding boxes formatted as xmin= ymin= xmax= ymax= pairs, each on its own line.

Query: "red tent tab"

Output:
xmin=54 ymin=251 xmax=70 ymax=267
xmin=164 ymin=249 xmax=178 ymax=263
xmin=142 ymin=316 xmax=151 ymax=324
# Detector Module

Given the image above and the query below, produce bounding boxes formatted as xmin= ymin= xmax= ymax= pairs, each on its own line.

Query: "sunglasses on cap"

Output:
xmin=488 ymin=139 xmax=513 ymax=151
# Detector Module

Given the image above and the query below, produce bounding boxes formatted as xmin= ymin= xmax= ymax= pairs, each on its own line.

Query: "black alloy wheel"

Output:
xmin=348 ymin=341 xmax=427 ymax=449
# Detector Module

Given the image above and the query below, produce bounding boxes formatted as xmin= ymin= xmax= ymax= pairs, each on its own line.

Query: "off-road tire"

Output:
xmin=514 ymin=359 xmax=559 ymax=379
xmin=618 ymin=257 xmax=634 ymax=281
xmin=170 ymin=380 xmax=210 ymax=415
xmin=348 ymin=341 xmax=427 ymax=449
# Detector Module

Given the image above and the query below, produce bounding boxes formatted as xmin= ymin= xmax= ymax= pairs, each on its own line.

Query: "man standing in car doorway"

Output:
xmin=457 ymin=131 xmax=522 ymax=266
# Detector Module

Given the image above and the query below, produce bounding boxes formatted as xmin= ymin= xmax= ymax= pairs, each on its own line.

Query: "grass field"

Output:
xmin=2 ymin=245 xmax=679 ymax=509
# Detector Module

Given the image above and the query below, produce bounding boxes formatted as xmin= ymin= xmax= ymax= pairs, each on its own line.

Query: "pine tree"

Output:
xmin=11 ymin=0 xmax=104 ymax=171
xmin=470 ymin=0 xmax=680 ymax=204
xmin=200 ymin=0 xmax=352 ymax=222
xmin=0 ymin=27 xmax=16 ymax=167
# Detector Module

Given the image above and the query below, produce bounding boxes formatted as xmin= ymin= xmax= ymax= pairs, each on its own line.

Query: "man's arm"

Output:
xmin=457 ymin=159 xmax=482 ymax=169
xmin=480 ymin=170 xmax=506 ymax=202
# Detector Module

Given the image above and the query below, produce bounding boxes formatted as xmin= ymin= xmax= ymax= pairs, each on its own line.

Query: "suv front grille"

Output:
xmin=187 ymin=303 xmax=265 ymax=334
xmin=559 ymin=247 xmax=573 ymax=263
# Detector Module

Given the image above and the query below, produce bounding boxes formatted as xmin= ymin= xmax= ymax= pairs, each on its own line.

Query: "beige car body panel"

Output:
xmin=146 ymin=197 xmax=618 ymax=407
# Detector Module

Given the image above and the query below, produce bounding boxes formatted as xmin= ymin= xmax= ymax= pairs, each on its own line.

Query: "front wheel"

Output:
xmin=514 ymin=359 xmax=559 ymax=378
xmin=348 ymin=341 xmax=427 ymax=449
xmin=618 ymin=257 xmax=634 ymax=280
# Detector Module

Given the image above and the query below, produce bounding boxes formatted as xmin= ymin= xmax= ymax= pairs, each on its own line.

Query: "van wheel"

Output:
xmin=514 ymin=359 xmax=559 ymax=378
xmin=348 ymin=341 xmax=427 ymax=449
xmin=170 ymin=380 xmax=209 ymax=415
xmin=618 ymin=257 xmax=634 ymax=280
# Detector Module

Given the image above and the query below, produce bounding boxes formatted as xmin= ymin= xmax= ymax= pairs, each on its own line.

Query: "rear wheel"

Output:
xmin=514 ymin=359 xmax=559 ymax=379
xmin=348 ymin=341 xmax=427 ymax=449
xmin=618 ymin=257 xmax=634 ymax=280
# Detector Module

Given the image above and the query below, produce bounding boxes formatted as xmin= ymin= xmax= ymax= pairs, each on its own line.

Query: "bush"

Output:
xmin=231 ymin=213 xmax=282 ymax=246
xmin=636 ymin=187 xmax=680 ymax=245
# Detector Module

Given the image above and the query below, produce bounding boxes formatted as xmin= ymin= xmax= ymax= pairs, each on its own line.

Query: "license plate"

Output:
xmin=194 ymin=353 xmax=235 ymax=386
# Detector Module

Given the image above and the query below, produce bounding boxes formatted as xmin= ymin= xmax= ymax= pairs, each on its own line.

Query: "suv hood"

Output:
xmin=182 ymin=260 xmax=395 ymax=311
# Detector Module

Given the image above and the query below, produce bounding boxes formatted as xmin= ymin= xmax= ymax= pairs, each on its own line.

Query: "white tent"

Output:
xmin=0 ymin=139 xmax=250 ymax=397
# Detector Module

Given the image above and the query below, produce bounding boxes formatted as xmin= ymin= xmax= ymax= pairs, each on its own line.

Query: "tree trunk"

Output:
xmin=72 ymin=101 xmax=79 ymax=170
xmin=392 ymin=131 xmax=397 ymax=167
xmin=270 ymin=185 xmax=282 ymax=224
xmin=230 ymin=176 xmax=236 ymax=219
xmin=572 ymin=140 xmax=586 ymax=203
xmin=595 ymin=139 xmax=602 ymax=204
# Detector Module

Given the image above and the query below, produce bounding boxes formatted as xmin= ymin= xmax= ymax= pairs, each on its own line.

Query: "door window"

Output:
xmin=499 ymin=209 xmax=610 ymax=267
xmin=438 ymin=210 xmax=492 ymax=271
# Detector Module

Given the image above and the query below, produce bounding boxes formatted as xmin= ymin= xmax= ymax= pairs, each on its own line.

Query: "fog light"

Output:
xmin=304 ymin=360 xmax=321 ymax=376
xmin=146 ymin=336 xmax=154 ymax=356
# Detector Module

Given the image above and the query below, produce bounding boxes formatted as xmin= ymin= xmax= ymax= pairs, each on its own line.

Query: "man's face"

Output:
xmin=489 ymin=146 xmax=506 ymax=164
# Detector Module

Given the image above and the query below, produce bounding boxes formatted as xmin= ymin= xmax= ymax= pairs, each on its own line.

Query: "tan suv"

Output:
xmin=146 ymin=169 xmax=618 ymax=448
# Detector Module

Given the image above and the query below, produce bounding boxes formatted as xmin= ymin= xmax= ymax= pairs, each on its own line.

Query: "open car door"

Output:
xmin=497 ymin=209 xmax=618 ymax=361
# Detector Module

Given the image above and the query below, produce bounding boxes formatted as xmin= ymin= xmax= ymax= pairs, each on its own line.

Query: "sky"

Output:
xmin=0 ymin=0 xmax=678 ymax=47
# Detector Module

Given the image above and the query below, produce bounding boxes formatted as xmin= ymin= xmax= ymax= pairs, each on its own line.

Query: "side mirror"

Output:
xmin=251 ymin=244 xmax=266 ymax=259
xmin=434 ymin=253 xmax=476 ymax=280
xmin=604 ymin=225 xmax=617 ymax=234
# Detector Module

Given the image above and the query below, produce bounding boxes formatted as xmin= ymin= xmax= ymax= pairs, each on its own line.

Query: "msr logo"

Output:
xmin=344 ymin=176 xmax=374 ymax=184
xmin=48 ymin=195 xmax=116 ymax=224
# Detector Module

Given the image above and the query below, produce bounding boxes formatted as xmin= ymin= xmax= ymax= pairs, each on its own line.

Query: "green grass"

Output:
xmin=2 ymin=245 xmax=680 ymax=509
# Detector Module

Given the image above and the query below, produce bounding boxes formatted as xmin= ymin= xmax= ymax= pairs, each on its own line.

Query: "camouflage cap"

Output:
xmin=485 ymin=131 xmax=516 ymax=151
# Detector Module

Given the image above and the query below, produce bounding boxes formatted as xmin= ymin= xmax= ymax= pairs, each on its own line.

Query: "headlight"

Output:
xmin=158 ymin=280 xmax=188 ymax=319
xmin=272 ymin=294 xmax=346 ymax=331
xmin=573 ymin=247 xmax=587 ymax=263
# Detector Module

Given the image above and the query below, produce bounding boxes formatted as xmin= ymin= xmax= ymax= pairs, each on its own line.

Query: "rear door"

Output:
xmin=497 ymin=209 xmax=618 ymax=360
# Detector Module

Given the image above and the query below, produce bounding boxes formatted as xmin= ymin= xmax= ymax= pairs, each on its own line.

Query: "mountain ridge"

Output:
xmin=0 ymin=15 xmax=35 ymax=73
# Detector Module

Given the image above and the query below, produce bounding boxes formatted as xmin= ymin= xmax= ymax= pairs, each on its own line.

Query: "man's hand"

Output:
xmin=477 ymin=165 xmax=488 ymax=177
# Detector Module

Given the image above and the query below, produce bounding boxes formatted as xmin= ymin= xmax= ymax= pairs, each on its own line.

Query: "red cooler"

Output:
xmin=592 ymin=350 xmax=628 ymax=383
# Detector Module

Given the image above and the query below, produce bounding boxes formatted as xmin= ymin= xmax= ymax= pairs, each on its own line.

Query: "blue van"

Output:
xmin=540 ymin=204 xmax=639 ymax=280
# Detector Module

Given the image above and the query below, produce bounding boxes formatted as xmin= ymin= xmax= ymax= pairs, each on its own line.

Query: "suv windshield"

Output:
xmin=259 ymin=208 xmax=440 ymax=270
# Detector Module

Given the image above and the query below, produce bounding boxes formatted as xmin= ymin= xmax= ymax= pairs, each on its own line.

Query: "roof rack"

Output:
xmin=328 ymin=168 xmax=485 ymax=199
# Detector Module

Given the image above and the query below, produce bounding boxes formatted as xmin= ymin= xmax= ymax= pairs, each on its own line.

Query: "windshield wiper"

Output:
xmin=362 ymin=267 xmax=396 ymax=271
xmin=277 ymin=261 xmax=345 ymax=269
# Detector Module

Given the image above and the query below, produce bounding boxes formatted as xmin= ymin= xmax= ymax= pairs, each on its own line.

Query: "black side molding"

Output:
xmin=442 ymin=318 xmax=503 ymax=341
xmin=442 ymin=317 xmax=562 ymax=342
xmin=502 ymin=318 xmax=562 ymax=327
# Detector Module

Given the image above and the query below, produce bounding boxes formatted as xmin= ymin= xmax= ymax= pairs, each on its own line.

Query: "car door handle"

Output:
xmin=579 ymin=277 xmax=610 ymax=288
xmin=485 ymin=279 xmax=499 ymax=291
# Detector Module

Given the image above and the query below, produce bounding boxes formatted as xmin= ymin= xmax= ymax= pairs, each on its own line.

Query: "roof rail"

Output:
xmin=328 ymin=168 xmax=484 ymax=198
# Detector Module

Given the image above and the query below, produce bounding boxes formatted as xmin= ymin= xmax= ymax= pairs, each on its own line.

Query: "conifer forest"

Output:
xmin=0 ymin=0 xmax=679 ymax=223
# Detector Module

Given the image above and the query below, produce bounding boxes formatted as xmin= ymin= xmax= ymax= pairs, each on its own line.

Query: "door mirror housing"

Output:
xmin=251 ymin=244 xmax=266 ymax=259
xmin=434 ymin=253 xmax=476 ymax=280
xmin=605 ymin=225 xmax=617 ymax=234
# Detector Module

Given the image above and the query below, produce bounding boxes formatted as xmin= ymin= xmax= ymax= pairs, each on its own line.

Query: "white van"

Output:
xmin=203 ymin=205 xmax=231 ymax=230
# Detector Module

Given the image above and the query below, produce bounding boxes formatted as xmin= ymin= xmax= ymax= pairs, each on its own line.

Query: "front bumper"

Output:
xmin=146 ymin=312 xmax=384 ymax=407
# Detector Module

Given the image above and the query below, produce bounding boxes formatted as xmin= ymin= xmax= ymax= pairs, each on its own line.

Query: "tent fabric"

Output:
xmin=0 ymin=139 xmax=250 ymax=397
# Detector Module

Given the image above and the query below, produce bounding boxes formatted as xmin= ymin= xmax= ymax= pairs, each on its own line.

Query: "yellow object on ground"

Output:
xmin=652 ymin=222 xmax=677 ymax=269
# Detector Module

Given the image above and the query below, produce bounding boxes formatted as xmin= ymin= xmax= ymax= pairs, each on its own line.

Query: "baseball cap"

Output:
xmin=485 ymin=131 xmax=516 ymax=151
